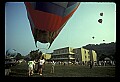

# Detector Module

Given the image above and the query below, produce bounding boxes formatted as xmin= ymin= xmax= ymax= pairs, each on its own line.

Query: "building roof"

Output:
xmin=53 ymin=47 xmax=73 ymax=51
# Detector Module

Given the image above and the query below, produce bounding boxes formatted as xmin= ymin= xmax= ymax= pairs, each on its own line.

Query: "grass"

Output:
xmin=8 ymin=62 xmax=115 ymax=77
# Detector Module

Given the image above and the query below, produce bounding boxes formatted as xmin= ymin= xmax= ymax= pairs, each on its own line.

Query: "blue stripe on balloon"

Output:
xmin=63 ymin=2 xmax=80 ymax=17
xmin=67 ymin=2 xmax=77 ymax=7
xmin=35 ymin=2 xmax=65 ymax=17
xmin=52 ymin=2 xmax=68 ymax=8
xmin=29 ymin=2 xmax=80 ymax=17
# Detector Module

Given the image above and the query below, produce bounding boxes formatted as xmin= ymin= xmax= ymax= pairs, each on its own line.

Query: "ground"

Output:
xmin=6 ymin=62 xmax=115 ymax=77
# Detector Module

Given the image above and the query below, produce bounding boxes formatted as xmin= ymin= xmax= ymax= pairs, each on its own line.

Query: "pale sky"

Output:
xmin=5 ymin=2 xmax=116 ymax=55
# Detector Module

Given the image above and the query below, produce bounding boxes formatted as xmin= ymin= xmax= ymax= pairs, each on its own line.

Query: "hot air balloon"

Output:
xmin=92 ymin=36 xmax=95 ymax=39
xmin=24 ymin=2 xmax=80 ymax=49
xmin=100 ymin=12 xmax=103 ymax=16
xmin=6 ymin=49 xmax=17 ymax=58
xmin=98 ymin=19 xmax=102 ymax=23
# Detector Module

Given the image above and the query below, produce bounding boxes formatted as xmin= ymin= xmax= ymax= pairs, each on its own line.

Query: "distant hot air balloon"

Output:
xmin=6 ymin=49 xmax=17 ymax=57
xmin=24 ymin=2 xmax=80 ymax=48
xmin=98 ymin=19 xmax=102 ymax=23
xmin=98 ymin=12 xmax=103 ymax=23
xmin=100 ymin=12 xmax=103 ymax=16
xmin=92 ymin=36 xmax=95 ymax=39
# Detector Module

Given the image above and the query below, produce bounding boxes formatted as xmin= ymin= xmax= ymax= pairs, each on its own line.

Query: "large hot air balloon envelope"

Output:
xmin=24 ymin=2 xmax=80 ymax=48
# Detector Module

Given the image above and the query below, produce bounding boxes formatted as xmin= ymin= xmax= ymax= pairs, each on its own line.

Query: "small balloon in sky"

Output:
xmin=92 ymin=36 xmax=95 ymax=39
xmin=100 ymin=12 xmax=103 ymax=16
xmin=98 ymin=19 xmax=102 ymax=23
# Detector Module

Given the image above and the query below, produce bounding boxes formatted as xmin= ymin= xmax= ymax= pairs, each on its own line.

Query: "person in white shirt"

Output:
xmin=28 ymin=59 xmax=35 ymax=76
xmin=38 ymin=56 xmax=45 ymax=76
xmin=51 ymin=60 xmax=55 ymax=73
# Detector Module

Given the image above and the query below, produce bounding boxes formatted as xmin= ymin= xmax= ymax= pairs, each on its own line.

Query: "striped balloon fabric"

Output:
xmin=24 ymin=2 xmax=80 ymax=48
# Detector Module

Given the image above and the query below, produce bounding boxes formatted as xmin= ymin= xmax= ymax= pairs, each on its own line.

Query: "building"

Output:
xmin=89 ymin=50 xmax=97 ymax=62
xmin=73 ymin=48 xmax=89 ymax=65
xmin=51 ymin=47 xmax=97 ymax=65
xmin=73 ymin=48 xmax=97 ymax=65
xmin=43 ymin=53 xmax=51 ymax=60
xmin=51 ymin=47 xmax=75 ymax=63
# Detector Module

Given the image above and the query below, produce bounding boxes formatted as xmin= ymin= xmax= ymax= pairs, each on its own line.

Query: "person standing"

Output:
xmin=36 ymin=51 xmax=42 ymax=73
xmin=28 ymin=59 xmax=35 ymax=76
xmin=51 ymin=60 xmax=55 ymax=73
xmin=89 ymin=60 xmax=93 ymax=69
xmin=38 ymin=56 xmax=45 ymax=76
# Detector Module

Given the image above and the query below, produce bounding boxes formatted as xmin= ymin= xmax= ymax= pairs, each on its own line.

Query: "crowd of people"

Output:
xmin=28 ymin=52 xmax=45 ymax=76
xmin=27 ymin=51 xmax=55 ymax=76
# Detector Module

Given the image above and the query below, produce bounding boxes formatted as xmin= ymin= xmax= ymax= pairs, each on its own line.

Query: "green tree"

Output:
xmin=98 ymin=54 xmax=107 ymax=61
xmin=15 ymin=53 xmax=24 ymax=60
xmin=29 ymin=50 xmax=39 ymax=60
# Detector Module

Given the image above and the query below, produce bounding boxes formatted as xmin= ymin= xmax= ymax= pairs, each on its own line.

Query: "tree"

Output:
xmin=15 ymin=53 xmax=24 ymax=60
xmin=29 ymin=50 xmax=40 ymax=60
xmin=98 ymin=54 xmax=106 ymax=61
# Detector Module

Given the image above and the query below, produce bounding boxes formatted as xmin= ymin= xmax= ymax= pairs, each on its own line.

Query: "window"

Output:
xmin=65 ymin=49 xmax=67 ymax=53
xmin=84 ymin=50 xmax=86 ymax=54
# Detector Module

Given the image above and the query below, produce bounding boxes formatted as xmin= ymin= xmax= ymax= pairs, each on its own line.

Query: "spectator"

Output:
xmin=28 ymin=59 xmax=35 ymax=76
xmin=51 ymin=60 xmax=55 ymax=73
xmin=89 ymin=60 xmax=93 ymax=69
xmin=38 ymin=56 xmax=45 ymax=76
